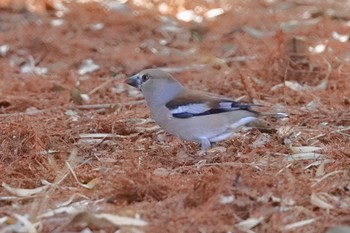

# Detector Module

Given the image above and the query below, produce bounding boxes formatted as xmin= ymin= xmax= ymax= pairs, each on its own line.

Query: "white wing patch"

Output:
xmin=169 ymin=103 xmax=210 ymax=115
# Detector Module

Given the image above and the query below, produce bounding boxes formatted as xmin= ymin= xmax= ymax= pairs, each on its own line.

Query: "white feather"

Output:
xmin=170 ymin=103 xmax=210 ymax=115
xmin=219 ymin=102 xmax=240 ymax=109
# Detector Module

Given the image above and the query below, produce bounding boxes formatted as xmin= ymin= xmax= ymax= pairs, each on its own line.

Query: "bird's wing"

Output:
xmin=165 ymin=89 xmax=259 ymax=119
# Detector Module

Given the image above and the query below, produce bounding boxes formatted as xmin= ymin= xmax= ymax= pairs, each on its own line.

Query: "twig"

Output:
xmin=283 ymin=218 xmax=316 ymax=230
xmin=174 ymin=161 xmax=261 ymax=173
xmin=0 ymin=109 xmax=49 ymax=117
xmin=306 ymin=133 xmax=326 ymax=143
xmin=332 ymin=126 xmax=350 ymax=133
xmin=88 ymin=74 xmax=125 ymax=95
xmin=283 ymin=59 xmax=290 ymax=106
xmin=79 ymin=133 xmax=140 ymax=139
xmin=311 ymin=170 xmax=345 ymax=187
xmin=233 ymin=64 xmax=257 ymax=101
xmin=223 ymin=55 xmax=257 ymax=62
xmin=75 ymin=100 xmax=145 ymax=110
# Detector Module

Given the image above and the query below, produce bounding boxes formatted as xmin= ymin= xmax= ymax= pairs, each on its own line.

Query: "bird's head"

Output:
xmin=126 ymin=68 xmax=185 ymax=105
xmin=126 ymin=69 xmax=183 ymax=92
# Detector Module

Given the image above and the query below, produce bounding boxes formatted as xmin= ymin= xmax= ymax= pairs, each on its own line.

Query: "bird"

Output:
xmin=126 ymin=68 xmax=287 ymax=152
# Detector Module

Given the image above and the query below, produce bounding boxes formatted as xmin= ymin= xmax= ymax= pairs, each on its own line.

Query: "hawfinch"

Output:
xmin=127 ymin=68 xmax=285 ymax=151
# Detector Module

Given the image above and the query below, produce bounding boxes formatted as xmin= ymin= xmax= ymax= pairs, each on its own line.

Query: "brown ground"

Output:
xmin=1 ymin=1 xmax=350 ymax=232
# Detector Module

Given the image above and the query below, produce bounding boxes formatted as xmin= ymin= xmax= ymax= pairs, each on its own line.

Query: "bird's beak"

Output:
xmin=126 ymin=74 xmax=141 ymax=89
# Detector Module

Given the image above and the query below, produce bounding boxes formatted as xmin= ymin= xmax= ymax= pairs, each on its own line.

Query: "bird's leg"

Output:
xmin=199 ymin=138 xmax=211 ymax=154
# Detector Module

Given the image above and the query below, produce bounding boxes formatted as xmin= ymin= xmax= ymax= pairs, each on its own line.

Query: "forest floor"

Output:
xmin=1 ymin=1 xmax=350 ymax=232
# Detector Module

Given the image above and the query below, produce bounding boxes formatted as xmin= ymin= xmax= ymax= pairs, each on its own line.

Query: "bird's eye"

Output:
xmin=141 ymin=74 xmax=149 ymax=82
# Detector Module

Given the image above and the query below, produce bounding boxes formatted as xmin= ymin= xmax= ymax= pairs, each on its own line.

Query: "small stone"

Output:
xmin=252 ymin=133 xmax=271 ymax=148
xmin=220 ymin=195 xmax=235 ymax=204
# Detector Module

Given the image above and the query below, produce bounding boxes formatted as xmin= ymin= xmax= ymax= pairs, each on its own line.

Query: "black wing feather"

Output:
xmin=166 ymin=90 xmax=260 ymax=119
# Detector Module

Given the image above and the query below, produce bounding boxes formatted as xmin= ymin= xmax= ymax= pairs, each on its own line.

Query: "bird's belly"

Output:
xmin=152 ymin=109 xmax=229 ymax=142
